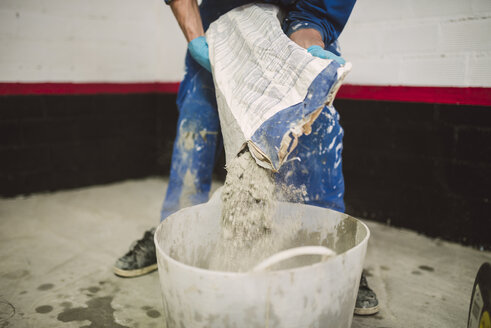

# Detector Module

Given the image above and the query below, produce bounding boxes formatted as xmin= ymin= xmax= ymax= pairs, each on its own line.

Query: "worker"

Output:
xmin=114 ymin=0 xmax=379 ymax=315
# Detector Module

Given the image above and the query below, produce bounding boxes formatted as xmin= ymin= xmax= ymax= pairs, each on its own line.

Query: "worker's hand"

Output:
xmin=289 ymin=28 xmax=345 ymax=65
xmin=188 ymin=36 xmax=211 ymax=72
xmin=307 ymin=45 xmax=346 ymax=65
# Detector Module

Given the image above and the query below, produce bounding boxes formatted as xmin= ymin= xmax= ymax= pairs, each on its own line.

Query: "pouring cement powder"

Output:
xmin=204 ymin=149 xmax=307 ymax=272
xmin=221 ymin=149 xmax=275 ymax=246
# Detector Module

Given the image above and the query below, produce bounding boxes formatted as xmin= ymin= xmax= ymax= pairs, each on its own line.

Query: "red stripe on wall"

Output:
xmin=0 ymin=82 xmax=490 ymax=106
xmin=337 ymin=85 xmax=491 ymax=106
xmin=0 ymin=82 xmax=180 ymax=95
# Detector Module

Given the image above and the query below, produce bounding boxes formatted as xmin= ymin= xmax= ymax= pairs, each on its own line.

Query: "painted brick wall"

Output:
xmin=0 ymin=0 xmax=186 ymax=82
xmin=339 ymin=0 xmax=491 ymax=87
xmin=2 ymin=0 xmax=489 ymax=88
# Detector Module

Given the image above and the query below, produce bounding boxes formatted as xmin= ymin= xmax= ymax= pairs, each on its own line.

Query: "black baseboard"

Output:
xmin=0 ymin=94 xmax=180 ymax=195
xmin=1 ymin=94 xmax=489 ymax=249
xmin=336 ymin=99 xmax=491 ymax=250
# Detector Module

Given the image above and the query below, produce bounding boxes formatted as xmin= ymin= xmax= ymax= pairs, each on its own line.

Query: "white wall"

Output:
xmin=1 ymin=0 xmax=490 ymax=87
xmin=339 ymin=0 xmax=491 ymax=87
xmin=0 ymin=0 xmax=187 ymax=82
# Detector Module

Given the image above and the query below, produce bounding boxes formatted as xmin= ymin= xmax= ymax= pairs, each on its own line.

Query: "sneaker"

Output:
xmin=354 ymin=271 xmax=379 ymax=315
xmin=113 ymin=227 xmax=157 ymax=278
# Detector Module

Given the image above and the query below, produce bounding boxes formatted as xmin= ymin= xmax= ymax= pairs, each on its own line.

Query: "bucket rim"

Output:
xmin=154 ymin=201 xmax=370 ymax=277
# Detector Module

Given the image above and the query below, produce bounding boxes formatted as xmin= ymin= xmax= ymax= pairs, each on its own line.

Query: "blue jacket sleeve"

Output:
xmin=283 ymin=0 xmax=356 ymax=47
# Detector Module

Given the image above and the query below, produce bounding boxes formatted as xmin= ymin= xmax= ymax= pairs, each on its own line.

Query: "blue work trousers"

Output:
xmin=160 ymin=49 xmax=345 ymax=221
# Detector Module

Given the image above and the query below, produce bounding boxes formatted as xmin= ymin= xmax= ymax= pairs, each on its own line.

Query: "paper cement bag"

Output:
xmin=206 ymin=4 xmax=351 ymax=171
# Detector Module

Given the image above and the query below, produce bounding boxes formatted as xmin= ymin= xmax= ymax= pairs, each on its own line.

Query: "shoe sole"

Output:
xmin=113 ymin=263 xmax=158 ymax=278
xmin=354 ymin=304 xmax=380 ymax=316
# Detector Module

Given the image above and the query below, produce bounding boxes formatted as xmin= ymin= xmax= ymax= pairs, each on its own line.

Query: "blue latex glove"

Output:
xmin=188 ymin=36 xmax=211 ymax=72
xmin=307 ymin=45 xmax=346 ymax=65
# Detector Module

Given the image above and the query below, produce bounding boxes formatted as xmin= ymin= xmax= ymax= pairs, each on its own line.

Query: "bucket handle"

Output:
xmin=251 ymin=246 xmax=336 ymax=272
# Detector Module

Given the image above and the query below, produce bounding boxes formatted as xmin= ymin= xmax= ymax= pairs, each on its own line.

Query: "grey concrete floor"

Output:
xmin=0 ymin=178 xmax=489 ymax=328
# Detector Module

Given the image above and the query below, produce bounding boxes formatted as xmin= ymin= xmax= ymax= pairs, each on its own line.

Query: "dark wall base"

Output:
xmin=336 ymin=99 xmax=491 ymax=250
xmin=1 ymin=94 xmax=489 ymax=249
xmin=1 ymin=94 xmax=179 ymax=195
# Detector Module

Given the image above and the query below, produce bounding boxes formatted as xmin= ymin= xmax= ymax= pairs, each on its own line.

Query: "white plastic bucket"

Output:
xmin=154 ymin=188 xmax=369 ymax=328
